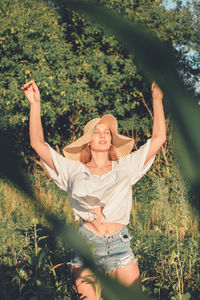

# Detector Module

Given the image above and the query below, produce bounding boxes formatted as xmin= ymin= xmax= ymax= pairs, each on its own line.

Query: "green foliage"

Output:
xmin=0 ymin=0 xmax=67 ymax=147
xmin=96 ymin=0 xmax=198 ymax=44
xmin=0 ymin=0 xmax=200 ymax=299
xmin=0 ymin=0 xmax=144 ymax=159
xmin=129 ymin=163 xmax=200 ymax=299
xmin=1 ymin=0 xmax=199 ymax=161
xmin=0 ymin=166 xmax=199 ymax=299
xmin=97 ymin=0 xmax=200 ymax=95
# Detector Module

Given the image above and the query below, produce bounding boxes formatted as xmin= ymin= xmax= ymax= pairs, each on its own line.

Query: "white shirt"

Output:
xmin=42 ymin=139 xmax=155 ymax=225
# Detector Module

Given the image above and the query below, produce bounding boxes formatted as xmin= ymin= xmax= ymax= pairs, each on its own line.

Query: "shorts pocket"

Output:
xmin=119 ymin=231 xmax=132 ymax=243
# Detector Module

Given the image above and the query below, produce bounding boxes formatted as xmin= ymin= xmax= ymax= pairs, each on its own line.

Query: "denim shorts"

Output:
xmin=68 ymin=223 xmax=137 ymax=273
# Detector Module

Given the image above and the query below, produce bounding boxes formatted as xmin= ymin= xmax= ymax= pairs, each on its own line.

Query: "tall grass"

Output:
xmin=0 ymin=163 xmax=199 ymax=299
xmin=129 ymin=164 xmax=200 ymax=299
xmin=0 ymin=170 xmax=78 ymax=299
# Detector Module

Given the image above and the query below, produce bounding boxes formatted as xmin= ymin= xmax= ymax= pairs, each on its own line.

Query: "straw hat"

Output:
xmin=63 ymin=114 xmax=134 ymax=161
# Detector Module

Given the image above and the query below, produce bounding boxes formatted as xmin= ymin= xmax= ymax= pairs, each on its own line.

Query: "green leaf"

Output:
xmin=38 ymin=235 xmax=48 ymax=241
xmin=182 ymin=292 xmax=191 ymax=300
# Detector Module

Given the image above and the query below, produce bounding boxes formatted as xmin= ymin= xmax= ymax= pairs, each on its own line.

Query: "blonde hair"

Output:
xmin=80 ymin=144 xmax=118 ymax=164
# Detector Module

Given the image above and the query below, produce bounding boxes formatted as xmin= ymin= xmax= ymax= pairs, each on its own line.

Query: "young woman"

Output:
xmin=22 ymin=80 xmax=166 ymax=300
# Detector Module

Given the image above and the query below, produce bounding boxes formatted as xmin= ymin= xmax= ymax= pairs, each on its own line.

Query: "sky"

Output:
xmin=164 ymin=0 xmax=193 ymax=10
xmin=164 ymin=0 xmax=200 ymax=93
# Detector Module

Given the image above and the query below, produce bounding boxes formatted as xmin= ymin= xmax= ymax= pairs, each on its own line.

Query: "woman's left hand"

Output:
xmin=151 ymin=82 xmax=163 ymax=100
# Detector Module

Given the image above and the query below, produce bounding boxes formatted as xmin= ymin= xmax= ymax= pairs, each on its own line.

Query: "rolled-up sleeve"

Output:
xmin=119 ymin=139 xmax=156 ymax=185
xmin=41 ymin=143 xmax=78 ymax=191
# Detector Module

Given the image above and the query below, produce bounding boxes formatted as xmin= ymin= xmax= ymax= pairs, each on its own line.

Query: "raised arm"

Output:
xmin=144 ymin=82 xmax=166 ymax=164
xmin=21 ymin=80 xmax=57 ymax=172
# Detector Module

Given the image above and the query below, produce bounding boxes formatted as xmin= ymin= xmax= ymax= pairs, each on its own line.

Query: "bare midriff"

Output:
xmin=83 ymin=162 xmax=124 ymax=236
xmin=83 ymin=207 xmax=124 ymax=236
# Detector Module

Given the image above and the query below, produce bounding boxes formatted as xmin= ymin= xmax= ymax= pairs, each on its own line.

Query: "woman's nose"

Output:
xmin=99 ymin=132 xmax=105 ymax=138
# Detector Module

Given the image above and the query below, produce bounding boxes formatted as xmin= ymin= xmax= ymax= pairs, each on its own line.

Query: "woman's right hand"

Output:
xmin=21 ymin=80 xmax=40 ymax=104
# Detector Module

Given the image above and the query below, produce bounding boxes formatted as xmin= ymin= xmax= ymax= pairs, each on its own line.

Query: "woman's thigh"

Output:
xmin=71 ymin=263 xmax=139 ymax=299
xmin=71 ymin=266 xmax=101 ymax=300
xmin=109 ymin=262 xmax=140 ymax=286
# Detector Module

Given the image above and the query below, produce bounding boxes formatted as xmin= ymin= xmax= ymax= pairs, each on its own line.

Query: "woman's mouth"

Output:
xmin=99 ymin=140 xmax=106 ymax=144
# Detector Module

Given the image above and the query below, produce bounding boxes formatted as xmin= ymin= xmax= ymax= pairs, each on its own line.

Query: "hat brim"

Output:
xmin=63 ymin=115 xmax=134 ymax=160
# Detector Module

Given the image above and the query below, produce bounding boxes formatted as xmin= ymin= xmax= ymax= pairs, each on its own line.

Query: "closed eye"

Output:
xmin=94 ymin=130 xmax=110 ymax=134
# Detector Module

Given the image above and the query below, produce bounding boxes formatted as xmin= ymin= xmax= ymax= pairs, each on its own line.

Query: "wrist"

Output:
xmin=30 ymin=101 xmax=40 ymax=106
xmin=153 ymin=96 xmax=163 ymax=101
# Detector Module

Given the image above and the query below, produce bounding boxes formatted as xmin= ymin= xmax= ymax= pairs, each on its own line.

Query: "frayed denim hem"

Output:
xmin=67 ymin=253 xmax=138 ymax=273
xmin=103 ymin=252 xmax=138 ymax=273
xmin=68 ymin=224 xmax=138 ymax=273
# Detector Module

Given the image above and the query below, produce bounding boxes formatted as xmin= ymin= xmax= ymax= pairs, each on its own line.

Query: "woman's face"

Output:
xmin=89 ymin=123 xmax=112 ymax=152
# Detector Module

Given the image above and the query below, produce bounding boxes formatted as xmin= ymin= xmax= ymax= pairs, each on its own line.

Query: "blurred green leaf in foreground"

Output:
xmin=0 ymin=0 xmax=199 ymax=299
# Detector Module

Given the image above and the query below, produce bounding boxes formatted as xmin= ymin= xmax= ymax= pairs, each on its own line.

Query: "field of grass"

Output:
xmin=0 ymin=165 xmax=199 ymax=300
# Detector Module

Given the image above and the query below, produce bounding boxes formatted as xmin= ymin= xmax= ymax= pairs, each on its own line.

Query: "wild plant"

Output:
xmin=129 ymin=163 xmax=200 ymax=299
xmin=0 ymin=165 xmax=199 ymax=299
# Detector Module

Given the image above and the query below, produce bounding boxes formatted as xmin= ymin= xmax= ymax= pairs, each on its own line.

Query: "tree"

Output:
xmin=0 ymin=0 xmax=198 ymax=166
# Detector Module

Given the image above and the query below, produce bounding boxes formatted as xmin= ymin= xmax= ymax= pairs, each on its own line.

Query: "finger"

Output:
xmin=28 ymin=80 xmax=35 ymax=87
xmin=21 ymin=85 xmax=28 ymax=91
xmin=151 ymin=82 xmax=156 ymax=91
xmin=26 ymin=81 xmax=33 ymax=88
xmin=32 ymin=81 xmax=39 ymax=93
xmin=23 ymin=83 xmax=29 ymax=89
xmin=21 ymin=81 xmax=30 ymax=91
xmin=24 ymin=81 xmax=33 ymax=90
